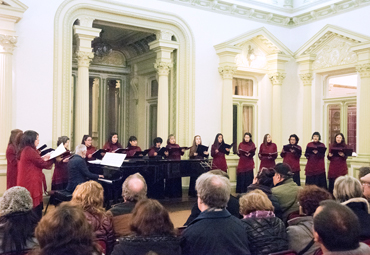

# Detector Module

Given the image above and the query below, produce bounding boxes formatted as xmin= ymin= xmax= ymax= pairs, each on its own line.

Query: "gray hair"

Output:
xmin=75 ymin=144 xmax=87 ymax=156
xmin=122 ymin=173 xmax=147 ymax=202
xmin=333 ymin=176 xmax=363 ymax=203
xmin=196 ymin=172 xmax=230 ymax=208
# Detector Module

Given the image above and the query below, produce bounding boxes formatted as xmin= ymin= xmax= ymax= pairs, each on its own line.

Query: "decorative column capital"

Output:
xmin=155 ymin=30 xmax=173 ymax=41
xmin=356 ymin=63 xmax=370 ymax=78
xmin=268 ymin=72 xmax=286 ymax=85
xmin=218 ymin=65 xmax=237 ymax=79
xmin=299 ymin=73 xmax=314 ymax=86
xmin=0 ymin=34 xmax=17 ymax=54
xmin=76 ymin=51 xmax=94 ymax=68
xmin=154 ymin=60 xmax=172 ymax=76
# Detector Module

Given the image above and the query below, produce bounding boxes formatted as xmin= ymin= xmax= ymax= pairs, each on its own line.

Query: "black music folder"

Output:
xmin=259 ymin=151 xmax=278 ymax=157
xmin=306 ymin=147 xmax=327 ymax=155
xmin=40 ymin=148 xmax=54 ymax=157
xmin=168 ymin=147 xmax=189 ymax=153
xmin=239 ymin=147 xmax=256 ymax=156
xmin=219 ymin=143 xmax=233 ymax=155
xmin=196 ymin=145 xmax=209 ymax=157
xmin=37 ymin=144 xmax=47 ymax=151
xmin=113 ymin=148 xmax=127 ymax=154
xmin=331 ymin=148 xmax=353 ymax=157
xmin=283 ymin=145 xmax=301 ymax=152
xmin=133 ymin=149 xmax=150 ymax=157
xmin=157 ymin=147 xmax=167 ymax=156
xmin=92 ymin=149 xmax=107 ymax=159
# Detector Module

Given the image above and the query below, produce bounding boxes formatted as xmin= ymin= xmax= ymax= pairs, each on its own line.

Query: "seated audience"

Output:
xmin=181 ymin=172 xmax=250 ymax=255
xmin=313 ymin=200 xmax=370 ymax=254
xmin=247 ymin=167 xmax=283 ymax=219
xmin=33 ymin=202 xmax=99 ymax=255
xmin=360 ymin=173 xmax=370 ymax=201
xmin=184 ymin=170 xmax=241 ymax=226
xmin=271 ymin=163 xmax=301 ymax=222
xmin=240 ymin=190 xmax=288 ymax=255
xmin=66 ymin=144 xmax=103 ymax=193
xmin=287 ymin=185 xmax=331 ymax=255
xmin=71 ymin=181 xmax=115 ymax=255
xmin=358 ymin=166 xmax=370 ymax=180
xmin=111 ymin=199 xmax=181 ymax=255
xmin=333 ymin=175 xmax=370 ymax=239
xmin=0 ymin=186 xmax=38 ymax=254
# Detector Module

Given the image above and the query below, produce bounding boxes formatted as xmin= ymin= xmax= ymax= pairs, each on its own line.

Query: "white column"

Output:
xmin=0 ymin=35 xmax=17 ymax=161
xmin=73 ymin=25 xmax=101 ymax=144
xmin=149 ymin=31 xmax=179 ymax=140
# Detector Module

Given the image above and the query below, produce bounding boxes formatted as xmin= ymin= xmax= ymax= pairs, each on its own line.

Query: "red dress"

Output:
xmin=17 ymin=146 xmax=53 ymax=207
xmin=327 ymin=144 xmax=348 ymax=179
xmin=304 ymin=142 xmax=326 ymax=176
xmin=6 ymin=144 xmax=18 ymax=189
xmin=125 ymin=146 xmax=142 ymax=158
xmin=103 ymin=142 xmax=122 ymax=152
xmin=237 ymin=141 xmax=255 ymax=173
xmin=258 ymin=142 xmax=277 ymax=170
xmin=211 ymin=143 xmax=227 ymax=172
xmin=280 ymin=144 xmax=302 ymax=172
xmin=166 ymin=144 xmax=184 ymax=160
xmin=86 ymin=145 xmax=96 ymax=160
xmin=51 ymin=151 xmax=70 ymax=190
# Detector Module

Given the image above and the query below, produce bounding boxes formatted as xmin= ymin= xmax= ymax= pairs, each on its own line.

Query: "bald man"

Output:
xmin=109 ymin=173 xmax=148 ymax=216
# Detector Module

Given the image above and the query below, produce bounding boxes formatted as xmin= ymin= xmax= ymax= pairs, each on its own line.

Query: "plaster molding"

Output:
xmin=299 ymin=73 xmax=314 ymax=86
xmin=268 ymin=72 xmax=286 ymax=85
xmin=0 ymin=34 xmax=16 ymax=53
xmin=76 ymin=51 xmax=94 ymax=67
xmin=92 ymin=50 xmax=126 ymax=67
xmin=356 ymin=63 xmax=370 ymax=78
xmin=218 ymin=65 xmax=237 ymax=79
xmin=155 ymin=30 xmax=173 ymax=40
xmin=154 ymin=60 xmax=172 ymax=76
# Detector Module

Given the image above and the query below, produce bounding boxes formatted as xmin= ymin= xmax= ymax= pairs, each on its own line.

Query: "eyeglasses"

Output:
xmin=362 ymin=183 xmax=370 ymax=187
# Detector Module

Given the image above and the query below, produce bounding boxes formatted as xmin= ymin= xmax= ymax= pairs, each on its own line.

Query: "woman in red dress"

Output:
xmin=165 ymin=134 xmax=184 ymax=198
xmin=125 ymin=136 xmax=142 ymax=158
xmin=258 ymin=134 xmax=277 ymax=170
xmin=211 ymin=133 xmax=229 ymax=172
xmin=148 ymin=137 xmax=164 ymax=158
xmin=280 ymin=134 xmax=302 ymax=186
xmin=6 ymin=129 xmax=23 ymax=189
xmin=51 ymin=136 xmax=70 ymax=190
xmin=327 ymin=133 xmax=348 ymax=193
xmin=82 ymin=135 xmax=96 ymax=160
xmin=17 ymin=130 xmax=53 ymax=219
xmin=236 ymin=132 xmax=255 ymax=193
xmin=103 ymin=132 xmax=122 ymax=152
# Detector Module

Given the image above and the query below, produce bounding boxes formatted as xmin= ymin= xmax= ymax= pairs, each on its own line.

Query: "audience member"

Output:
xmin=333 ymin=175 xmax=370 ymax=239
xmin=287 ymin=185 xmax=331 ymax=255
xmin=360 ymin=173 xmax=370 ymax=201
xmin=0 ymin=186 xmax=38 ymax=254
xmin=358 ymin=166 xmax=370 ymax=180
xmin=271 ymin=163 xmax=301 ymax=222
xmin=181 ymin=172 xmax=250 ymax=255
xmin=184 ymin=170 xmax=241 ymax=225
xmin=313 ymin=200 xmax=370 ymax=254
xmin=33 ymin=202 xmax=99 ymax=255
xmin=246 ymin=167 xmax=283 ymax=219
xmin=71 ymin=181 xmax=115 ymax=254
xmin=111 ymin=199 xmax=181 ymax=255
xmin=240 ymin=190 xmax=288 ymax=255
xmin=65 ymin=144 xmax=103 ymax=193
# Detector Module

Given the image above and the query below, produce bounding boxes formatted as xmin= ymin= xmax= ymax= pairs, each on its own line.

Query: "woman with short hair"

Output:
xmin=280 ymin=134 xmax=302 ymax=186
xmin=111 ymin=199 xmax=181 ymax=255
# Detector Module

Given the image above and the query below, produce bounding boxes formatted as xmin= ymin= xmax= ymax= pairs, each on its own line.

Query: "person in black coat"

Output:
xmin=65 ymin=144 xmax=103 ymax=193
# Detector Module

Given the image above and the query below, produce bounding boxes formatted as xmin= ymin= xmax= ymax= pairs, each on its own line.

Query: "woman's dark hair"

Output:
xmin=298 ymin=185 xmax=332 ymax=216
xmin=213 ymin=133 xmax=224 ymax=146
xmin=8 ymin=129 xmax=23 ymax=146
xmin=35 ymin=202 xmax=98 ymax=255
xmin=127 ymin=136 xmax=138 ymax=147
xmin=256 ymin=168 xmax=275 ymax=187
xmin=130 ymin=199 xmax=175 ymax=236
xmin=81 ymin=135 xmax=91 ymax=145
xmin=333 ymin=133 xmax=346 ymax=146
xmin=0 ymin=210 xmax=39 ymax=254
xmin=18 ymin=130 xmax=38 ymax=159
xmin=153 ymin=137 xmax=163 ymax=145
xmin=312 ymin=132 xmax=321 ymax=140
xmin=57 ymin=136 xmax=69 ymax=147
xmin=243 ymin=132 xmax=253 ymax=143
xmin=263 ymin=134 xmax=271 ymax=146
xmin=289 ymin=134 xmax=299 ymax=145
xmin=108 ymin=132 xmax=118 ymax=144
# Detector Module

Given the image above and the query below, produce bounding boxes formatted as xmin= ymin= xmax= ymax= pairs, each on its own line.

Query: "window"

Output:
xmin=147 ymin=78 xmax=158 ymax=146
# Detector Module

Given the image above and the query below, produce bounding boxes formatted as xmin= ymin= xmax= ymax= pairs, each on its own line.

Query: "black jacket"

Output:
xmin=66 ymin=155 xmax=99 ymax=192
xmin=345 ymin=200 xmax=370 ymax=239
xmin=241 ymin=216 xmax=288 ymax=255
xmin=111 ymin=235 xmax=181 ymax=255
xmin=181 ymin=209 xmax=251 ymax=255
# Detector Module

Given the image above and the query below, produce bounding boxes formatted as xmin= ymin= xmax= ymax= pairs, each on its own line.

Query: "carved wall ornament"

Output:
xmin=76 ymin=51 xmax=95 ymax=67
xmin=312 ymin=37 xmax=357 ymax=70
xmin=79 ymin=16 xmax=95 ymax=27
xmin=299 ymin=73 xmax=314 ymax=85
xmin=0 ymin=34 xmax=17 ymax=53
xmin=92 ymin=50 xmax=126 ymax=67
xmin=218 ymin=65 xmax=237 ymax=79
xmin=235 ymin=42 xmax=267 ymax=69
xmin=130 ymin=77 xmax=139 ymax=104
xmin=154 ymin=60 xmax=172 ymax=76
xmin=356 ymin=63 xmax=370 ymax=78
xmin=268 ymin=72 xmax=286 ymax=85
xmin=155 ymin=30 xmax=173 ymax=41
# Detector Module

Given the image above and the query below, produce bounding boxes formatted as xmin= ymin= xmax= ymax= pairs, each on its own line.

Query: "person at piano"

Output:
xmin=51 ymin=136 xmax=70 ymax=191
xmin=211 ymin=133 xmax=229 ymax=172
xmin=188 ymin=135 xmax=209 ymax=197
xmin=6 ymin=129 xmax=23 ymax=189
xmin=81 ymin=134 xmax=96 ymax=160
xmin=165 ymin=134 xmax=184 ymax=198
xmin=125 ymin=136 xmax=142 ymax=158
xmin=327 ymin=133 xmax=348 ymax=193
xmin=17 ymin=130 xmax=53 ymax=219
xmin=103 ymin=132 xmax=122 ymax=152
xmin=258 ymin=134 xmax=277 ymax=170
xmin=148 ymin=137 xmax=165 ymax=158
xmin=304 ymin=132 xmax=327 ymax=189
xmin=236 ymin=132 xmax=256 ymax=193
xmin=280 ymin=134 xmax=302 ymax=186
xmin=66 ymin=144 xmax=104 ymax=193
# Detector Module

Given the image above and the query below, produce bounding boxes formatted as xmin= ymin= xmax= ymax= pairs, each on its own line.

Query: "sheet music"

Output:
xmin=49 ymin=143 xmax=67 ymax=160
xmin=101 ymin=152 xmax=126 ymax=167
xmin=89 ymin=159 xmax=102 ymax=164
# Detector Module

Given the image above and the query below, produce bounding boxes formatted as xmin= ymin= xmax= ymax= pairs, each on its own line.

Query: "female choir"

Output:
xmin=189 ymin=135 xmax=209 ymax=196
xmin=280 ymin=134 xmax=302 ymax=186
xmin=6 ymin=129 xmax=23 ymax=189
xmin=327 ymin=133 xmax=348 ymax=193
xmin=258 ymin=134 xmax=277 ymax=170
xmin=81 ymin=135 xmax=96 ymax=160
xmin=236 ymin=132 xmax=255 ymax=193
xmin=103 ymin=132 xmax=122 ymax=152
xmin=211 ymin=133 xmax=229 ymax=172
xmin=51 ymin=136 xmax=70 ymax=190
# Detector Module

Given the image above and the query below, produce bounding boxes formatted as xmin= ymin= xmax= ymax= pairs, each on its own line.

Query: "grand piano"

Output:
xmin=88 ymin=158 xmax=211 ymax=208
